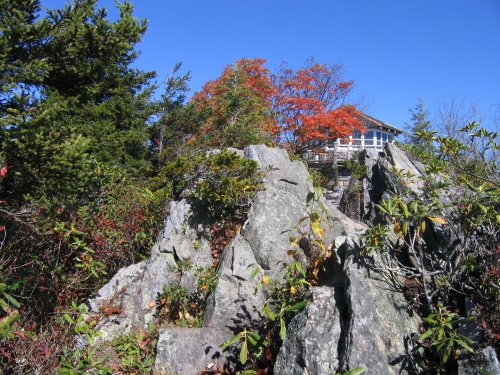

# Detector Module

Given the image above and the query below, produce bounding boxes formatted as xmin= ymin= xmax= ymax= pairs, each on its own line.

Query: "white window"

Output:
xmin=365 ymin=131 xmax=374 ymax=146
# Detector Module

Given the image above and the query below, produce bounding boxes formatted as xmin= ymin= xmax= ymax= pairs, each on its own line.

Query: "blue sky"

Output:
xmin=41 ymin=0 xmax=500 ymax=131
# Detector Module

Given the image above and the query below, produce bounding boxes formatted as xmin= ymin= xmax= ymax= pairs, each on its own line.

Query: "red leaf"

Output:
xmin=272 ymin=57 xmax=364 ymax=153
xmin=0 ymin=167 xmax=7 ymax=177
xmin=265 ymin=347 xmax=272 ymax=361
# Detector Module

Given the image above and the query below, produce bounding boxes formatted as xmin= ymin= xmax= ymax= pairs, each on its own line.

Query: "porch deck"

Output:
xmin=302 ymin=143 xmax=386 ymax=165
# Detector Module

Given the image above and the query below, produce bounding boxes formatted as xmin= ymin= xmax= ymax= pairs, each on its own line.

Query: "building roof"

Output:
xmin=360 ymin=113 xmax=403 ymax=135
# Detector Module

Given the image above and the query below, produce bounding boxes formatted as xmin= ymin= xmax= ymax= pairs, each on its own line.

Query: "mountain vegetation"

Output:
xmin=0 ymin=1 xmax=498 ymax=374
xmin=0 ymin=1 xmax=365 ymax=372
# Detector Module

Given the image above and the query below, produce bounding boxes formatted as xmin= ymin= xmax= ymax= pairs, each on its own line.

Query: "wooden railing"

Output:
xmin=302 ymin=150 xmax=346 ymax=164
xmin=302 ymin=141 xmax=389 ymax=165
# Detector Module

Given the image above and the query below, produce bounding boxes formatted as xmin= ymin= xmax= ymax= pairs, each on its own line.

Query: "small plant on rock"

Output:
xmin=112 ymin=328 xmax=157 ymax=374
xmin=287 ymin=180 xmax=333 ymax=282
xmin=419 ymin=306 xmax=475 ymax=363
xmin=195 ymin=266 xmax=218 ymax=293
xmin=58 ymin=345 xmax=112 ymax=375
xmin=259 ymin=262 xmax=310 ymax=340
xmin=220 ymin=327 xmax=268 ymax=368
xmin=333 ymin=368 xmax=366 ymax=375
xmin=359 ymin=223 xmax=389 ymax=256
xmin=157 ymin=285 xmax=190 ymax=325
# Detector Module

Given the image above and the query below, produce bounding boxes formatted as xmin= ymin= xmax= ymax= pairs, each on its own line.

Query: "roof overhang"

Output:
xmin=360 ymin=113 xmax=403 ymax=136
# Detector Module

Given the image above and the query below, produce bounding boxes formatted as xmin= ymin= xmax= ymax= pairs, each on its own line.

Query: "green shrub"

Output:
xmin=111 ymin=328 xmax=157 ymax=373
xmin=370 ymin=121 xmax=500 ymax=371
xmin=344 ymin=151 xmax=368 ymax=181
xmin=162 ymin=149 xmax=262 ymax=221
xmin=193 ymin=151 xmax=261 ymax=220
xmin=420 ymin=307 xmax=475 ymax=363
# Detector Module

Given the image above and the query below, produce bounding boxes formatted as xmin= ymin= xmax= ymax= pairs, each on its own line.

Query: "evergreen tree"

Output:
xmin=405 ymin=97 xmax=433 ymax=147
xmin=149 ymin=63 xmax=209 ymax=166
xmin=0 ymin=1 xmax=165 ymax=340
xmin=0 ymin=0 xmax=156 ymax=204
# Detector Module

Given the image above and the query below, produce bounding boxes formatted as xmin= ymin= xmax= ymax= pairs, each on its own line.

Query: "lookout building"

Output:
xmin=301 ymin=114 xmax=403 ymax=210
xmin=302 ymin=113 xmax=403 ymax=166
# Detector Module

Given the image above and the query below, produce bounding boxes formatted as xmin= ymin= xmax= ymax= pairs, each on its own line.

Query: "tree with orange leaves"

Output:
xmin=272 ymin=58 xmax=365 ymax=153
xmin=190 ymin=57 xmax=364 ymax=153
xmin=191 ymin=58 xmax=277 ymax=149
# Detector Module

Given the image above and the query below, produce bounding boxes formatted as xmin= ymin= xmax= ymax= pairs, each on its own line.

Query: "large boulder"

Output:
xmin=275 ymin=233 xmax=420 ymax=375
xmin=89 ymin=144 xmax=425 ymax=374
xmin=157 ymin=145 xmax=315 ymax=373
xmin=357 ymin=142 xmax=424 ymax=224
xmin=274 ymin=287 xmax=344 ymax=375
xmin=378 ymin=142 xmax=423 ymax=195
xmin=88 ymin=199 xmax=213 ymax=342
xmin=341 ymin=252 xmax=420 ymax=374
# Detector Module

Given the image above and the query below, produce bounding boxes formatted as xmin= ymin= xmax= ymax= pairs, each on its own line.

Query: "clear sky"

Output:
xmin=41 ymin=0 xmax=500 ymax=131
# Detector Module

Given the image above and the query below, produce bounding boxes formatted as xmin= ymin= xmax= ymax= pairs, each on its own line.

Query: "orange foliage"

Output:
xmin=272 ymin=57 xmax=365 ymax=153
xmin=191 ymin=58 xmax=277 ymax=147
xmin=190 ymin=57 xmax=364 ymax=152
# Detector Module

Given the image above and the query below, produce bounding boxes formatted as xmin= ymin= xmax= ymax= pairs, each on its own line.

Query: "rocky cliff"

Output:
xmin=88 ymin=144 xmax=498 ymax=374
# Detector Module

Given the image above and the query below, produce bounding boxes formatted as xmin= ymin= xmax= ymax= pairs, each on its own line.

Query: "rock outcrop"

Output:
xmin=88 ymin=198 xmax=214 ymax=342
xmin=88 ymin=144 xmax=459 ymax=374
xmin=274 ymin=232 xmax=420 ymax=375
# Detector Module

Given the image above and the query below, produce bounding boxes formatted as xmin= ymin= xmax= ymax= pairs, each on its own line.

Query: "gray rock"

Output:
xmin=203 ymin=233 xmax=265 ymax=330
xmin=207 ymin=147 xmax=244 ymax=158
xmin=341 ymin=257 xmax=419 ymax=374
xmin=412 ymin=160 xmax=427 ymax=175
xmin=276 ymin=231 xmax=419 ymax=375
xmin=274 ymin=287 xmax=343 ymax=375
xmin=378 ymin=143 xmax=423 ymax=195
xmin=243 ymin=145 xmax=311 ymax=271
xmin=88 ymin=144 xmax=439 ymax=374
xmin=88 ymin=199 xmax=212 ymax=341
xmin=88 ymin=261 xmax=149 ymax=341
xmin=384 ymin=143 xmax=422 ymax=181
xmin=362 ymin=148 xmax=380 ymax=181
xmin=482 ymin=347 xmax=500 ymax=375
xmin=155 ymin=327 xmax=233 ymax=375
xmin=458 ymin=346 xmax=500 ymax=375
xmin=340 ymin=145 xmax=424 ymax=222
